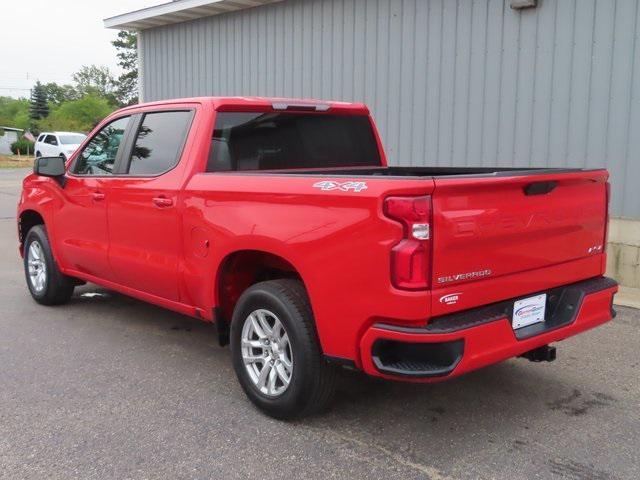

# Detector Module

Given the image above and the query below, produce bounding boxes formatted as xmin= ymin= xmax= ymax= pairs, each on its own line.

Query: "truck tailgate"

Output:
xmin=431 ymin=170 xmax=608 ymax=302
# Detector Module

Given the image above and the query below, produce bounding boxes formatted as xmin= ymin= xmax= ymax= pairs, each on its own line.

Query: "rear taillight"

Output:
xmin=384 ymin=196 xmax=432 ymax=290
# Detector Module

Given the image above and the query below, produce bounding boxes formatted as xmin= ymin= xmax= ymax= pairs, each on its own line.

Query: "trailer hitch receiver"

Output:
xmin=519 ymin=345 xmax=556 ymax=363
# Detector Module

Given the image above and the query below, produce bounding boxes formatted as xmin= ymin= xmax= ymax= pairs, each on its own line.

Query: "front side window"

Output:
xmin=127 ymin=111 xmax=192 ymax=176
xmin=207 ymin=112 xmax=381 ymax=172
xmin=73 ymin=116 xmax=130 ymax=175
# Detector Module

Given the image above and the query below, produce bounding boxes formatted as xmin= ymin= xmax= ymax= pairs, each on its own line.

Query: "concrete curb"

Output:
xmin=614 ymin=286 xmax=640 ymax=310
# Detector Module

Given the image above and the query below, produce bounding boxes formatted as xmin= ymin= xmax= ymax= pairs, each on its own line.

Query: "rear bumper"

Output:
xmin=359 ymin=277 xmax=618 ymax=382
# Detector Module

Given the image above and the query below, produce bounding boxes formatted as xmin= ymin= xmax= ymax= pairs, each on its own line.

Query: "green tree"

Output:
xmin=13 ymin=110 xmax=30 ymax=130
xmin=29 ymin=81 xmax=49 ymax=121
xmin=72 ymin=65 xmax=118 ymax=106
xmin=38 ymin=95 xmax=115 ymax=132
xmin=0 ymin=96 xmax=30 ymax=129
xmin=42 ymin=82 xmax=78 ymax=105
xmin=112 ymin=31 xmax=138 ymax=105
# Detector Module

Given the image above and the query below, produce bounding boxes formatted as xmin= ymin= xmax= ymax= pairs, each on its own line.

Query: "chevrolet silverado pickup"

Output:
xmin=18 ymin=97 xmax=618 ymax=419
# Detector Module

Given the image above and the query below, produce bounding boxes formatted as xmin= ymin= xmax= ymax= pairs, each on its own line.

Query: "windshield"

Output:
xmin=207 ymin=112 xmax=381 ymax=171
xmin=59 ymin=134 xmax=86 ymax=145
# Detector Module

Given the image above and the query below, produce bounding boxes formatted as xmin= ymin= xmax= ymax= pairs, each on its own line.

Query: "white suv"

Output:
xmin=35 ymin=132 xmax=87 ymax=160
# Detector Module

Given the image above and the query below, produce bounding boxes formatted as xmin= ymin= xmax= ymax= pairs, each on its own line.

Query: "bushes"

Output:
xmin=10 ymin=138 xmax=34 ymax=155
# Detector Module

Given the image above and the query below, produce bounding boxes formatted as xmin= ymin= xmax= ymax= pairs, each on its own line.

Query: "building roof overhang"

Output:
xmin=104 ymin=0 xmax=284 ymax=30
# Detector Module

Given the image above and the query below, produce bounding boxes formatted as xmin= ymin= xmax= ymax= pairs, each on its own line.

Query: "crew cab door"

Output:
xmin=106 ymin=109 xmax=194 ymax=301
xmin=55 ymin=116 xmax=131 ymax=280
xmin=43 ymin=135 xmax=59 ymax=157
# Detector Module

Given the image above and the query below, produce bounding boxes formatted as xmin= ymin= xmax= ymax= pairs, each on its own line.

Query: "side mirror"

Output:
xmin=34 ymin=156 xmax=66 ymax=182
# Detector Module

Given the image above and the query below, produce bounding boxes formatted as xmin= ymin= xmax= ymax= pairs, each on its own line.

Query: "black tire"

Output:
xmin=23 ymin=225 xmax=75 ymax=305
xmin=35 ymin=151 xmax=41 ymax=159
xmin=59 ymin=153 xmax=66 ymax=161
xmin=230 ymin=279 xmax=336 ymax=419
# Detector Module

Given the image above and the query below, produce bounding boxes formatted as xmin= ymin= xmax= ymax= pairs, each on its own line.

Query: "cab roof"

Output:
xmin=119 ymin=96 xmax=370 ymax=115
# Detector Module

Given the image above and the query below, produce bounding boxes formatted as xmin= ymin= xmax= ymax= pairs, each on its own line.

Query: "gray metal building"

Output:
xmin=106 ymin=0 xmax=640 ymax=220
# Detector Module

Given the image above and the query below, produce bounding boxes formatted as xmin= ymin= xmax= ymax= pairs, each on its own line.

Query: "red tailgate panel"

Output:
xmin=431 ymin=170 xmax=608 ymax=293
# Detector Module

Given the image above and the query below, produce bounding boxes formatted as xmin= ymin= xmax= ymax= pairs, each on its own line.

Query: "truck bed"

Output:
xmin=205 ymin=164 xmax=610 ymax=317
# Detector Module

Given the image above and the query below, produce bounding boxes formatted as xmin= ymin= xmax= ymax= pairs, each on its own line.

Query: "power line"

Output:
xmin=0 ymin=87 xmax=32 ymax=91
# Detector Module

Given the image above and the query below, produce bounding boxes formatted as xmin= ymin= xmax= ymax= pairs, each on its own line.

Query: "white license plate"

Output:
xmin=512 ymin=294 xmax=547 ymax=329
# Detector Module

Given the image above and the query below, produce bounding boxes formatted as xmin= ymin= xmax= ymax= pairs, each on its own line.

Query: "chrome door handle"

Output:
xmin=152 ymin=196 xmax=173 ymax=207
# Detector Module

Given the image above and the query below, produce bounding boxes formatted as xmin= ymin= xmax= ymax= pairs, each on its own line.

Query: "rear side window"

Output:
xmin=127 ymin=111 xmax=192 ymax=176
xmin=73 ymin=116 xmax=130 ymax=175
xmin=207 ymin=112 xmax=381 ymax=171
xmin=44 ymin=135 xmax=58 ymax=145
xmin=59 ymin=134 xmax=86 ymax=145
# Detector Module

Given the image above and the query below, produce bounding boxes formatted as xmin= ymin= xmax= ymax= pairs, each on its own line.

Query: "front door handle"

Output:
xmin=92 ymin=191 xmax=105 ymax=201
xmin=152 ymin=196 xmax=173 ymax=208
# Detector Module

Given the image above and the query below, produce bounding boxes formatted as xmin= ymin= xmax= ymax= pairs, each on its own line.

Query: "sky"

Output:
xmin=0 ymin=0 xmax=160 ymax=99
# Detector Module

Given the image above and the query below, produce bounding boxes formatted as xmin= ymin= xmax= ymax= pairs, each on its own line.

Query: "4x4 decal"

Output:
xmin=313 ymin=181 xmax=368 ymax=192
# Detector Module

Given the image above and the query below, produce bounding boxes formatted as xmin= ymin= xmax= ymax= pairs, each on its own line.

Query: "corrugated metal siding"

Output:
xmin=141 ymin=0 xmax=640 ymax=218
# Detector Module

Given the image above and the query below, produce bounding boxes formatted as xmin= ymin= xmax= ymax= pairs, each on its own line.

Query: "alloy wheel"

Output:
xmin=240 ymin=309 xmax=293 ymax=397
xmin=27 ymin=240 xmax=47 ymax=293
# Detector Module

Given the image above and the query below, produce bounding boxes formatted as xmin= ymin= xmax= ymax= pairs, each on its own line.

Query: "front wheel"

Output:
xmin=230 ymin=279 xmax=336 ymax=419
xmin=23 ymin=225 xmax=75 ymax=305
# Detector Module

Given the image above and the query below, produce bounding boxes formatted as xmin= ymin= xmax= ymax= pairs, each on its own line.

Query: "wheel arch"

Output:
xmin=18 ymin=209 xmax=46 ymax=247
xmin=213 ymin=249 xmax=308 ymax=346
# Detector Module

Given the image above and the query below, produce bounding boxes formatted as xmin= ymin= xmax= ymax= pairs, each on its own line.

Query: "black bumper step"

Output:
xmin=371 ymin=339 xmax=464 ymax=378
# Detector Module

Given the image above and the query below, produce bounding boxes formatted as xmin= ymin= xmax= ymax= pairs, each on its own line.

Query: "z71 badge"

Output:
xmin=313 ymin=181 xmax=368 ymax=192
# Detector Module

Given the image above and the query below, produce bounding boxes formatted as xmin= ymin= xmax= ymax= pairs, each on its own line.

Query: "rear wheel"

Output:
xmin=23 ymin=225 xmax=75 ymax=305
xmin=230 ymin=279 xmax=336 ymax=419
xmin=35 ymin=151 xmax=41 ymax=159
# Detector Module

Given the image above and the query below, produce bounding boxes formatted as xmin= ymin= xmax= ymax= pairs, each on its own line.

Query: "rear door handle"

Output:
xmin=152 ymin=196 xmax=173 ymax=208
xmin=92 ymin=191 xmax=105 ymax=201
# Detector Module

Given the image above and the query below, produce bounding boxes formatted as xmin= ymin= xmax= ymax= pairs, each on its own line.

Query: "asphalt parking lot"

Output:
xmin=0 ymin=168 xmax=638 ymax=480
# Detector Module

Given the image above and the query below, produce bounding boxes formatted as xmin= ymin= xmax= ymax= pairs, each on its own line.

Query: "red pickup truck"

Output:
xmin=18 ymin=97 xmax=618 ymax=419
